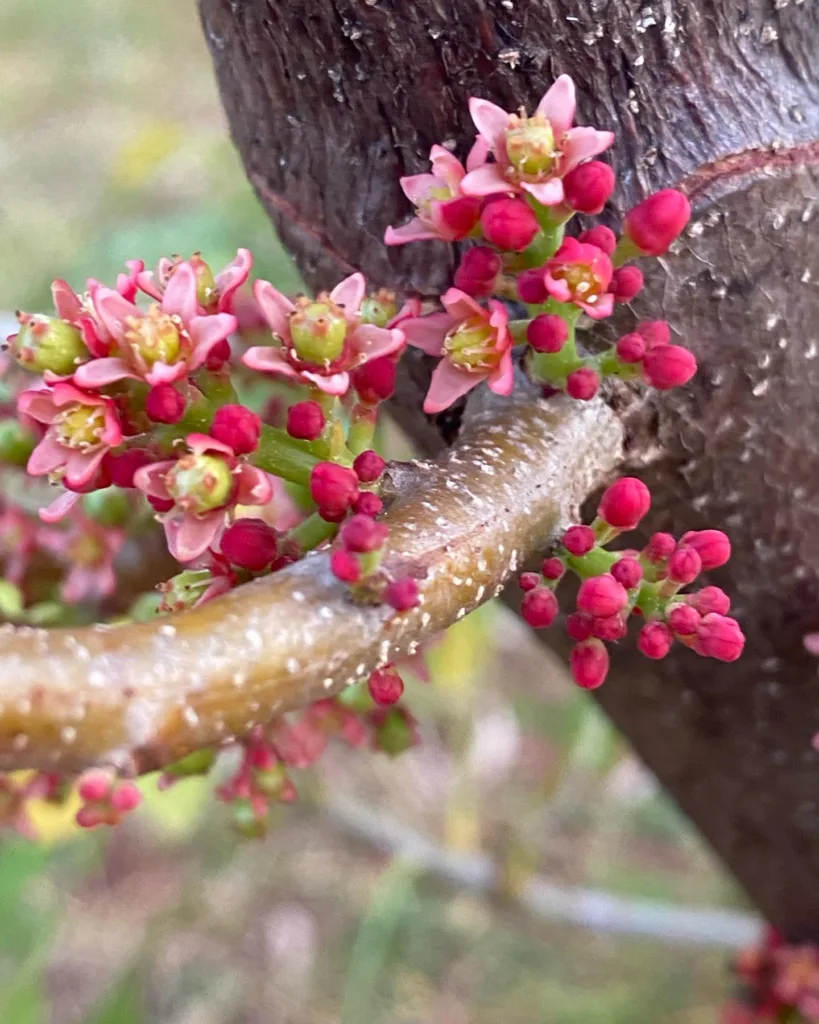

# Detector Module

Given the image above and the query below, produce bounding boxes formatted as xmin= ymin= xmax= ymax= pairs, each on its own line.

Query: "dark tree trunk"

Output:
xmin=198 ymin=0 xmax=819 ymax=934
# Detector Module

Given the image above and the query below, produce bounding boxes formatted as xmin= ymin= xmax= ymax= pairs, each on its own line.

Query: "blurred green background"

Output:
xmin=0 ymin=0 xmax=757 ymax=1020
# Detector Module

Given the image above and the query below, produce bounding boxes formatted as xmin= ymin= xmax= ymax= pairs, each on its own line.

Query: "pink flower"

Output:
xmin=18 ymin=383 xmax=123 ymax=490
xmin=134 ymin=433 xmax=273 ymax=562
xmin=38 ymin=513 xmax=125 ymax=603
xmin=136 ymin=249 xmax=253 ymax=314
xmin=401 ymin=289 xmax=513 ymax=414
xmin=243 ymin=273 xmax=404 ymax=396
xmin=73 ymin=261 xmax=237 ymax=389
xmin=384 ymin=142 xmax=486 ymax=245
xmin=0 ymin=504 xmax=37 ymax=585
xmin=543 ymin=238 xmax=614 ymax=319
xmin=461 ymin=75 xmax=613 ymax=205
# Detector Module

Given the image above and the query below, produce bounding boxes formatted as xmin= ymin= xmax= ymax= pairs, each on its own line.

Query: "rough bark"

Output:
xmin=198 ymin=0 xmax=819 ymax=934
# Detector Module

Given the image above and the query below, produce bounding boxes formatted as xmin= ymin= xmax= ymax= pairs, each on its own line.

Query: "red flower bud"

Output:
xmin=644 ymin=532 xmax=676 ymax=562
xmin=690 ymin=585 xmax=731 ymax=616
xmin=668 ymin=546 xmax=702 ymax=584
xmin=353 ymin=449 xmax=386 ymax=483
xmin=521 ymin=586 xmax=559 ymax=628
xmin=438 ymin=195 xmax=482 ymax=237
xmin=598 ymin=477 xmax=651 ymax=529
xmin=562 ymin=161 xmax=615 ymax=214
xmin=570 ymin=639 xmax=609 ymax=689
xmin=148 ymin=494 xmax=175 ymax=513
xmin=108 ymin=448 xmax=153 ymax=488
xmin=330 ymin=548 xmax=361 ymax=583
xmin=611 ymin=266 xmax=644 ymax=303
xmin=635 ymin=320 xmax=671 ymax=348
xmin=624 ymin=189 xmax=691 ymax=255
xmin=667 ymin=604 xmax=701 ymax=636
xmin=340 ymin=513 xmax=388 ymax=553
xmin=517 ymin=268 xmax=549 ymax=304
xmin=566 ymin=367 xmax=600 ymax=401
xmin=351 ymin=356 xmax=398 ymax=405
xmin=638 ymin=621 xmax=673 ymax=659
xmin=480 ymin=197 xmax=539 ymax=252
xmin=541 ymin=557 xmax=565 ymax=581
xmin=385 ymin=577 xmax=420 ymax=611
xmin=368 ymin=665 xmax=405 ymax=706
xmin=527 ymin=314 xmax=568 ymax=353
xmin=287 ymin=400 xmax=325 ymax=441
xmin=146 ymin=384 xmax=186 ymax=424
xmin=205 ymin=338 xmax=232 ymax=371
xmin=679 ymin=529 xmax=731 ymax=571
xmin=562 ymin=524 xmax=596 ymax=556
xmin=221 ymin=518 xmax=279 ymax=572
xmin=695 ymin=613 xmax=745 ymax=662
xmin=642 ymin=344 xmax=697 ymax=390
xmin=615 ymin=332 xmax=647 ymax=364
xmin=110 ymin=782 xmax=142 ymax=813
xmin=354 ymin=492 xmax=384 ymax=517
xmin=611 ymin=556 xmax=643 ymax=590
xmin=310 ymin=462 xmax=359 ymax=521
xmin=211 ymin=404 xmax=261 ymax=454
xmin=454 ymin=246 xmax=502 ymax=297
xmin=577 ymin=573 xmax=628 ymax=618
xmin=578 ymin=226 xmax=617 ymax=255
xmin=592 ymin=613 xmax=628 ymax=641
xmin=78 ymin=769 xmax=112 ymax=803
xmin=519 ymin=571 xmax=540 ymax=592
xmin=567 ymin=612 xmax=594 ymax=641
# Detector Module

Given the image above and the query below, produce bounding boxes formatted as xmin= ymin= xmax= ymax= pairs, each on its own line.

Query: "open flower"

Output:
xmin=18 ymin=383 xmax=123 ymax=490
xmin=38 ymin=513 xmax=125 ymax=604
xmin=401 ymin=288 xmax=513 ymax=413
xmin=73 ymin=262 xmax=237 ymax=389
xmin=543 ymin=237 xmax=614 ymax=319
xmin=243 ymin=273 xmax=404 ymax=396
xmin=134 ymin=433 xmax=273 ymax=562
xmin=384 ymin=142 xmax=487 ymax=245
xmin=136 ymin=249 xmax=253 ymax=314
xmin=461 ymin=75 xmax=613 ymax=205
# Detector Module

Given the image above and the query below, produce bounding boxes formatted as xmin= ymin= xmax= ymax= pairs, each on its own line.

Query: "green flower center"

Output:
xmin=124 ymin=307 xmax=181 ymax=367
xmin=166 ymin=454 xmax=235 ymax=514
xmin=361 ymin=290 xmax=398 ymax=329
xmin=554 ymin=263 xmax=601 ymax=302
xmin=56 ymin=405 xmax=106 ymax=448
xmin=505 ymin=115 xmax=557 ymax=179
xmin=289 ymin=299 xmax=348 ymax=365
xmin=443 ymin=317 xmax=500 ymax=371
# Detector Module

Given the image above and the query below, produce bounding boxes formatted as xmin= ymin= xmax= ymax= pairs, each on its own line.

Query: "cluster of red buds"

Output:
xmin=518 ymin=477 xmax=744 ymax=688
xmin=723 ymin=928 xmax=819 ymax=1023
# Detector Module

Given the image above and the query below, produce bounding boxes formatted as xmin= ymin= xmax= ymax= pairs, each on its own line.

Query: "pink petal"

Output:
xmin=561 ymin=127 xmax=614 ymax=172
xmin=384 ymin=220 xmax=441 ymax=246
xmin=51 ymin=280 xmax=83 ymax=322
xmin=399 ymin=172 xmax=442 ymax=207
xmin=301 ymin=370 xmax=350 ymax=395
xmin=536 ymin=75 xmax=576 ymax=135
xmin=243 ymin=346 xmax=304 ymax=384
xmin=65 ymin=447 xmax=106 ymax=488
xmin=579 ymin=293 xmax=614 ymax=320
xmin=521 ymin=178 xmax=565 ymax=206
xmin=73 ymin=357 xmax=134 ymax=388
xmin=423 ymin=359 xmax=483 ymax=414
xmin=429 ymin=146 xmax=465 ymax=191
xmin=401 ymin=314 xmax=452 ymax=356
xmin=144 ymin=362 xmax=188 ymax=387
xmin=39 ymin=490 xmax=81 ymax=523
xmin=17 ymin=389 xmax=57 ymax=425
xmin=351 ymin=324 xmax=405 ymax=363
xmin=330 ymin=272 xmax=366 ymax=314
xmin=162 ymin=261 xmax=199 ymax=324
xmin=27 ymin=435 xmax=67 ymax=476
xmin=460 ymin=163 xmax=515 ymax=198
xmin=488 ymin=349 xmax=515 ymax=396
xmin=254 ymin=280 xmax=296 ymax=338
xmin=215 ymin=248 xmax=253 ymax=312
xmin=189 ymin=313 xmax=237 ymax=364
xmin=101 ymin=406 xmax=124 ymax=447
xmin=187 ymin=432 xmax=235 ymax=458
xmin=468 ymin=98 xmax=511 ymax=153
xmin=167 ymin=511 xmax=225 ymax=563
xmin=543 ymin=273 xmax=572 ymax=304
xmin=441 ymin=288 xmax=485 ymax=322
xmin=92 ymin=288 xmax=140 ymax=345
xmin=235 ymin=465 xmax=274 ymax=506
xmin=134 ymin=461 xmax=175 ymax=500
xmin=135 ymin=270 xmax=163 ymax=301
xmin=465 ymin=135 xmax=491 ymax=172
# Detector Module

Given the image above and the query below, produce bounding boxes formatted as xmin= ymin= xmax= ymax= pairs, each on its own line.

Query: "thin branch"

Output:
xmin=0 ymin=391 xmax=623 ymax=775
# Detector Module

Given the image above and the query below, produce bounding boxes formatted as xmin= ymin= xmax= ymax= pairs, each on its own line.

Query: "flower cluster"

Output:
xmin=723 ymin=929 xmax=819 ymax=1023
xmin=518 ymin=477 xmax=744 ymax=688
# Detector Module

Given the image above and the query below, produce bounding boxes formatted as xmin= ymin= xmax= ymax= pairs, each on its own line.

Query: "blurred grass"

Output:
xmin=0 ymin=0 xmax=746 ymax=1020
